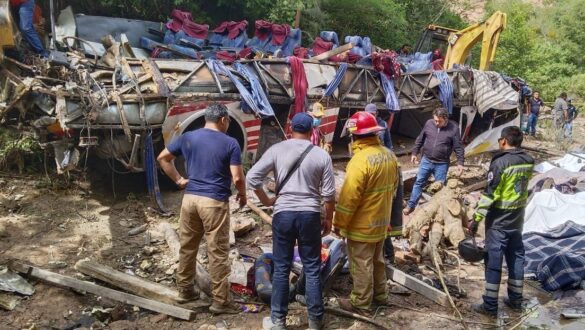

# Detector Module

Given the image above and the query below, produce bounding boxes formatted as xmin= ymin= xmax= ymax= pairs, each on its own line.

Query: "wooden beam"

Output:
xmin=74 ymin=260 xmax=180 ymax=305
xmin=386 ymin=265 xmax=449 ymax=307
xmin=9 ymin=261 xmax=195 ymax=321
xmin=247 ymin=201 xmax=273 ymax=225
xmin=312 ymin=43 xmax=353 ymax=61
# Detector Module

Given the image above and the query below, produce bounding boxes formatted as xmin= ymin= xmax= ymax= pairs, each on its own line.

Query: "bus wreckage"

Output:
xmin=0 ymin=6 xmax=522 ymax=212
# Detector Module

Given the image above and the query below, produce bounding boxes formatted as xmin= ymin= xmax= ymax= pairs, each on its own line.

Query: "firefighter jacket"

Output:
xmin=334 ymin=136 xmax=399 ymax=242
xmin=474 ymin=149 xmax=534 ymax=231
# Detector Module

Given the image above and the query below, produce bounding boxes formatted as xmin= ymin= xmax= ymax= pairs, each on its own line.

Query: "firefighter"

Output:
xmin=333 ymin=111 xmax=399 ymax=315
xmin=469 ymin=126 xmax=534 ymax=316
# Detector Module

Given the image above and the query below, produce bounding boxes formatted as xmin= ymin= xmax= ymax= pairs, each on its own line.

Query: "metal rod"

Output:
xmin=49 ymin=0 xmax=57 ymax=50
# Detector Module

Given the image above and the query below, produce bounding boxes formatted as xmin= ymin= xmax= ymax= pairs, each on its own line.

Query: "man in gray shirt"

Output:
xmin=247 ymin=112 xmax=335 ymax=330
xmin=553 ymin=92 xmax=568 ymax=129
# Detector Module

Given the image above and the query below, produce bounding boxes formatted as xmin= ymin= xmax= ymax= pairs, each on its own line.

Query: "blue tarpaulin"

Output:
xmin=434 ymin=71 xmax=454 ymax=114
xmin=207 ymin=60 xmax=275 ymax=117
xmin=379 ymin=73 xmax=400 ymax=111
xmin=323 ymin=63 xmax=348 ymax=97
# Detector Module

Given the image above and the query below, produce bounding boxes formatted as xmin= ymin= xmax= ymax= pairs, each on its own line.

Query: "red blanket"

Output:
xmin=311 ymin=37 xmax=333 ymax=56
xmin=288 ymin=56 xmax=308 ymax=117
xmin=271 ymin=24 xmax=290 ymax=46
xmin=254 ymin=20 xmax=273 ymax=41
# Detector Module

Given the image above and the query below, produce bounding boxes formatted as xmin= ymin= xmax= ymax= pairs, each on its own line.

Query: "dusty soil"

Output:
xmin=1 ymin=116 xmax=584 ymax=329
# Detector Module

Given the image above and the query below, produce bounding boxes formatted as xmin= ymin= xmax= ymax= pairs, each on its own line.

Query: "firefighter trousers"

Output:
xmin=483 ymin=227 xmax=525 ymax=312
xmin=347 ymin=239 xmax=388 ymax=309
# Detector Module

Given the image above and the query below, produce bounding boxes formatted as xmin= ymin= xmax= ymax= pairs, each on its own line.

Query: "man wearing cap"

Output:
xmin=247 ymin=112 xmax=336 ymax=330
xmin=364 ymin=103 xmax=403 ymax=263
xmin=404 ymin=107 xmax=465 ymax=215
xmin=334 ymin=111 xmax=399 ymax=315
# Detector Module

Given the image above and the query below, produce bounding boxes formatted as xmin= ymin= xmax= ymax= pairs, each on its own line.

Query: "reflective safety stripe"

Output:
xmin=477 ymin=195 xmax=493 ymax=207
xmin=508 ymin=279 xmax=523 ymax=286
xmin=484 ymin=290 xmax=499 ymax=298
xmin=485 ymin=283 xmax=500 ymax=291
xmin=502 ymin=164 xmax=534 ymax=176
xmin=335 ymin=205 xmax=355 ymax=215
xmin=494 ymin=198 xmax=528 ymax=209
xmin=365 ymin=184 xmax=395 ymax=194
xmin=475 ymin=208 xmax=488 ymax=217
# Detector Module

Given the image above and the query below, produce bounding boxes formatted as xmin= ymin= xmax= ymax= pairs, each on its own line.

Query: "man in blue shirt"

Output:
xmin=157 ymin=103 xmax=247 ymax=314
xmin=525 ymin=91 xmax=544 ymax=137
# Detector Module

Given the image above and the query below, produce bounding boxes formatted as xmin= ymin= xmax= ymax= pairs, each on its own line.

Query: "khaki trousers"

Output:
xmin=176 ymin=194 xmax=231 ymax=305
xmin=347 ymin=239 xmax=388 ymax=309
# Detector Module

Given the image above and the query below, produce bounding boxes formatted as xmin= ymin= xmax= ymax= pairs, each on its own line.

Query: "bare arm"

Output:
xmin=230 ymin=165 xmax=247 ymax=208
xmin=157 ymin=148 xmax=188 ymax=188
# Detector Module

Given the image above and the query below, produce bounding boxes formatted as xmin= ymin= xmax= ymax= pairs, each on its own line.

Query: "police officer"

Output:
xmin=469 ymin=126 xmax=534 ymax=316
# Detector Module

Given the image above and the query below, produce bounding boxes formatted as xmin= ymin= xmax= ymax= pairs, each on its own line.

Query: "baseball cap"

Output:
xmin=291 ymin=112 xmax=313 ymax=133
xmin=364 ymin=103 xmax=377 ymax=114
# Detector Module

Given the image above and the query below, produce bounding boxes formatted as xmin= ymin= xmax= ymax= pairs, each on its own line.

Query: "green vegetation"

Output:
xmin=68 ymin=0 xmax=579 ymax=101
xmin=487 ymin=0 xmax=585 ymax=101
xmin=0 ymin=129 xmax=41 ymax=173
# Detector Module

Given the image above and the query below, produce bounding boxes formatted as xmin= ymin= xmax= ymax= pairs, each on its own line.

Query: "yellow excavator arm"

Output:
xmin=444 ymin=11 xmax=507 ymax=71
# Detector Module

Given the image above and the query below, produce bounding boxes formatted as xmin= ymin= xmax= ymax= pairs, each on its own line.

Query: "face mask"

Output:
xmin=313 ymin=118 xmax=321 ymax=127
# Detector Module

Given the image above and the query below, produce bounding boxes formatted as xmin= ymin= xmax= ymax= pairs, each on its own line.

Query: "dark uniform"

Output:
xmin=473 ymin=149 xmax=534 ymax=313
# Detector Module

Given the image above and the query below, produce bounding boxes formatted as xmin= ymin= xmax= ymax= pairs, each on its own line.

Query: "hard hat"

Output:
xmin=458 ymin=237 xmax=485 ymax=263
xmin=346 ymin=111 xmax=384 ymax=136
xmin=311 ymin=102 xmax=325 ymax=118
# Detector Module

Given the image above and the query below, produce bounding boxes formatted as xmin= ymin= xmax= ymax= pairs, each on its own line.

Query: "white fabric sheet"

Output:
xmin=524 ymin=189 xmax=585 ymax=234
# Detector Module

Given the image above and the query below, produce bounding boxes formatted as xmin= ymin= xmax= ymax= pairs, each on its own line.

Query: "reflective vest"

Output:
xmin=474 ymin=149 xmax=534 ymax=230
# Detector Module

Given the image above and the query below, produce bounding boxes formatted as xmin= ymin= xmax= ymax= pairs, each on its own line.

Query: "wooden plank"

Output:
xmin=74 ymin=260 xmax=180 ymax=305
xmin=312 ymin=43 xmax=353 ymax=61
xmin=386 ymin=265 xmax=449 ymax=307
xmin=0 ymin=293 xmax=19 ymax=311
xmin=10 ymin=261 xmax=195 ymax=321
xmin=246 ymin=201 xmax=273 ymax=225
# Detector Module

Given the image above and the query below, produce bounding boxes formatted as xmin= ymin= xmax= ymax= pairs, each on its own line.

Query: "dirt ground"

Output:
xmin=1 ymin=116 xmax=585 ymax=330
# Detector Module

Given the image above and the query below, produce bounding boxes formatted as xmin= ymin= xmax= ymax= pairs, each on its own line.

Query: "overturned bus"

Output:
xmin=0 ymin=4 xmax=522 ymax=210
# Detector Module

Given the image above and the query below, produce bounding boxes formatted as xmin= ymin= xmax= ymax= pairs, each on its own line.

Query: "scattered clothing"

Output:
xmin=434 ymin=71 xmax=454 ymax=114
xmin=212 ymin=20 xmax=248 ymax=40
xmin=287 ymin=56 xmax=308 ymax=117
xmin=311 ymin=37 xmax=334 ymax=56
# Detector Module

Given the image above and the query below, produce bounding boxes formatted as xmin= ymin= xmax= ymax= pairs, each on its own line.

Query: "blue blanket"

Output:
xmin=523 ymin=221 xmax=585 ymax=291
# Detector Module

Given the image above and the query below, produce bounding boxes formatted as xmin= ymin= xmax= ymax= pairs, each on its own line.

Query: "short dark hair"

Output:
xmin=401 ymin=44 xmax=411 ymax=49
xmin=204 ymin=103 xmax=229 ymax=123
xmin=433 ymin=107 xmax=449 ymax=119
xmin=501 ymin=126 xmax=523 ymax=147
xmin=560 ymin=92 xmax=567 ymax=98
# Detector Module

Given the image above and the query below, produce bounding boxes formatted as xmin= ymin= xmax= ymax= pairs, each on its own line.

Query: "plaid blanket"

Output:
xmin=523 ymin=220 xmax=585 ymax=291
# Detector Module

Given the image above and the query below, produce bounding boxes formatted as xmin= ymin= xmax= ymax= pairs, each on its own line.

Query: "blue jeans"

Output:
xmin=16 ymin=0 xmax=48 ymax=57
xmin=407 ymin=156 xmax=449 ymax=209
xmin=527 ymin=113 xmax=538 ymax=136
xmin=564 ymin=121 xmax=573 ymax=139
xmin=271 ymin=211 xmax=324 ymax=323
xmin=483 ymin=228 xmax=525 ymax=312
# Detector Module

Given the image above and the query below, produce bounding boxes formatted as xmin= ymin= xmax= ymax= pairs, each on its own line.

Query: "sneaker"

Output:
xmin=471 ymin=302 xmax=497 ymax=317
xmin=262 ymin=316 xmax=286 ymax=330
xmin=338 ymin=298 xmax=372 ymax=317
xmin=308 ymin=318 xmax=323 ymax=330
xmin=176 ymin=286 xmax=200 ymax=303
xmin=504 ymin=298 xmax=523 ymax=311
xmin=209 ymin=301 xmax=241 ymax=315
xmin=403 ymin=207 xmax=414 ymax=215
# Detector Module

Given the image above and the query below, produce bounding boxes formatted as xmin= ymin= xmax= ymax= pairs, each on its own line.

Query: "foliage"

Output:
xmin=487 ymin=0 xmax=585 ymax=101
xmin=0 ymin=129 xmax=42 ymax=173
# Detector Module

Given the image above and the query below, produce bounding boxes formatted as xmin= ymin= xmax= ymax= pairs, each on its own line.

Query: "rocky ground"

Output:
xmin=1 ymin=115 xmax=584 ymax=330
